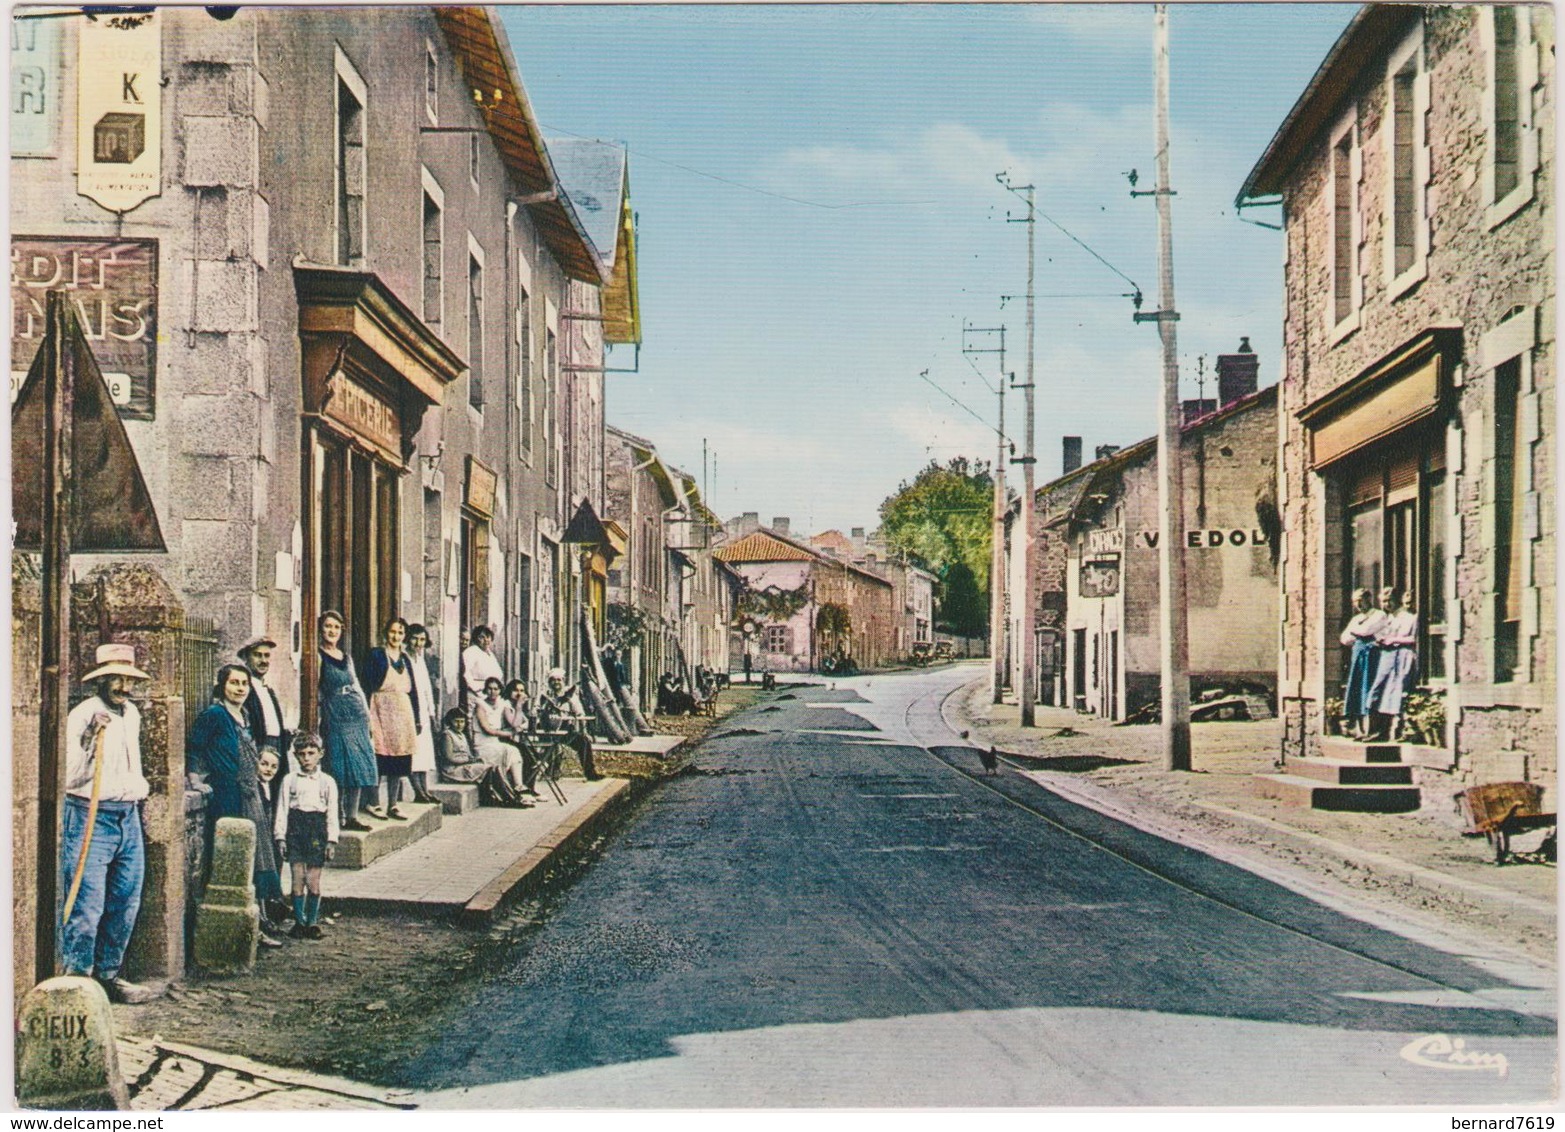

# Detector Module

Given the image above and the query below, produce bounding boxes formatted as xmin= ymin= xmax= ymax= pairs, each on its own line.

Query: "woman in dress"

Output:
xmin=1338 ymin=587 xmax=1387 ymax=739
xmin=438 ymin=708 xmax=487 ymax=784
xmin=1368 ymin=587 xmax=1420 ymax=741
xmin=316 ymin=610 xmax=379 ymax=832
xmin=188 ymin=663 xmax=285 ymax=946
xmin=363 ymin=617 xmax=419 ymax=821
xmin=472 ymin=676 xmax=529 ymax=796
xmin=405 ymin=623 xmax=440 ymax=804
xmin=502 ymin=679 xmax=540 ymax=798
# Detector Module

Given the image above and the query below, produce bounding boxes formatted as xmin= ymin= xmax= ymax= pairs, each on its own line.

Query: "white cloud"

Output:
xmin=1026 ymin=3 xmax=1153 ymax=46
xmin=770 ymin=122 xmax=1027 ymax=197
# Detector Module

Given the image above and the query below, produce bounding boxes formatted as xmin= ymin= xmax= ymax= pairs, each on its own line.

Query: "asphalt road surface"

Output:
xmin=414 ymin=664 xmax=1556 ymax=1107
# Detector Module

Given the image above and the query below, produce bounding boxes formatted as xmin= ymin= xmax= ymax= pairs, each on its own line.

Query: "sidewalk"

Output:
xmin=948 ymin=679 xmax=1557 ymax=967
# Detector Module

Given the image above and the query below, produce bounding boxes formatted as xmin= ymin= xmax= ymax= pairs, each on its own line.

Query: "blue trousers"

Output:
xmin=59 ymin=797 xmax=145 ymax=980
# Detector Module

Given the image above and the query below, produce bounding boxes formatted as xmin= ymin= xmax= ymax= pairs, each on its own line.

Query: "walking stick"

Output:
xmin=61 ymin=727 xmax=107 ymax=926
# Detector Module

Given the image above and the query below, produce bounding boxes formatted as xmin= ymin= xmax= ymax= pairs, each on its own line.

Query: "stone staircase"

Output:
xmin=1253 ymin=737 xmax=1422 ymax=813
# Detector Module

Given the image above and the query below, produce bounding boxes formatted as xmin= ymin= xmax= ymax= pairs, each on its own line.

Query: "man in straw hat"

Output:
xmin=61 ymin=643 xmax=160 ymax=1003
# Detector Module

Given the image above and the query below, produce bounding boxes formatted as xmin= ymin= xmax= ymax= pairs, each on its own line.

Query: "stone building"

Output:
xmin=715 ymin=526 xmax=896 ymax=672
xmin=1238 ymin=4 xmax=1555 ymax=790
xmin=1014 ymin=362 xmax=1279 ymax=721
xmin=668 ymin=470 xmax=738 ymax=679
xmin=10 ymin=7 xmax=634 ymax=985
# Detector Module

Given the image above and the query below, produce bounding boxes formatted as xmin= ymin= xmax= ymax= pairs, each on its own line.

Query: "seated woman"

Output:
xmin=437 ymin=709 xmax=487 ymax=784
xmin=502 ymin=679 xmax=540 ymax=798
xmin=472 ymin=677 xmax=530 ymax=798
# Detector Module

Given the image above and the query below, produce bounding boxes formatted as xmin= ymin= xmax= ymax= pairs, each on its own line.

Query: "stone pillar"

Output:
xmin=70 ymin=563 xmax=187 ymax=981
xmin=193 ymin=817 xmax=258 ymax=973
xmin=13 ymin=553 xmax=44 ymax=1013
xmin=17 ymin=976 xmax=128 ymax=1110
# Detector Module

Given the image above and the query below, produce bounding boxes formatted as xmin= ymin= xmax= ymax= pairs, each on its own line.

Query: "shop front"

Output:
xmin=295 ymin=267 xmax=463 ymax=725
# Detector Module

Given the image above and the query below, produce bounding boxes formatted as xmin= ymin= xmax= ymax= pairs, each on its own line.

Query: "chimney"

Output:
xmin=740 ymin=511 xmax=760 ymax=535
xmin=850 ymin=526 xmax=865 ymax=542
xmin=1062 ymin=436 xmax=1082 ymax=474
xmin=1182 ymin=398 xmax=1217 ymax=426
xmin=1217 ymin=337 xmax=1259 ymax=406
xmin=772 ymin=516 xmax=790 ymax=536
xmin=1095 ymin=444 xmax=1120 ymax=461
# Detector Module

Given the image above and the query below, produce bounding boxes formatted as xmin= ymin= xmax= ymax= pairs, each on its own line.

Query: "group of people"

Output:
xmin=1339 ymin=586 xmax=1421 ymax=740
xmin=656 ymin=666 xmax=721 ymax=716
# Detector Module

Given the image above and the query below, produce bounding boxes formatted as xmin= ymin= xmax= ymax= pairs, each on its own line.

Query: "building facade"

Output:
xmin=1239 ymin=4 xmax=1555 ymax=789
xmin=1018 ymin=372 xmax=1279 ymax=721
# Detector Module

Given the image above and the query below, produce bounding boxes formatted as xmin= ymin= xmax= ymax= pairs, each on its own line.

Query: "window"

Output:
xmin=1486 ymin=6 xmax=1537 ymax=223
xmin=1329 ymin=111 xmax=1360 ymax=332
xmin=1493 ymin=357 xmax=1523 ymax=681
xmin=467 ymin=249 xmax=484 ymax=408
xmin=516 ymin=283 xmax=532 ymax=458
xmin=470 ymin=132 xmax=481 ymax=189
xmin=335 ymin=74 xmax=365 ymax=264
xmin=544 ymin=328 xmax=558 ymax=484
xmin=424 ymin=42 xmax=438 ymax=124
xmin=1384 ymin=23 xmax=1427 ymax=292
xmin=766 ymin=625 xmax=789 ymax=653
xmin=421 ymin=172 xmax=443 ymax=328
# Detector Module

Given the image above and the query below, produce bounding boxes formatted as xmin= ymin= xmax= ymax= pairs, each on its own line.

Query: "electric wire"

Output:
xmin=916 ymin=369 xmax=1010 ymax=447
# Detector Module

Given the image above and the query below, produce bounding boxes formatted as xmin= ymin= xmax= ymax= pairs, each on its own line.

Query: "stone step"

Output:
xmin=1319 ymin=737 xmax=1406 ymax=763
xmin=1253 ymin=773 xmax=1422 ymax=813
xmin=329 ymin=802 xmax=443 ymax=869
xmin=428 ymin=783 xmax=480 ymax=815
xmin=1284 ymin=758 xmax=1415 ymax=786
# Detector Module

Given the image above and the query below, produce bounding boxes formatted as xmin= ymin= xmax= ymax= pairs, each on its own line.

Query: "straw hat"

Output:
xmin=81 ymin=643 xmax=150 ymax=684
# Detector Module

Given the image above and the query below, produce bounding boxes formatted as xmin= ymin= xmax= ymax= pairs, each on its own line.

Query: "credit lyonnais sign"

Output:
xmin=11 ymin=238 xmax=158 ymax=420
xmin=77 ymin=11 xmax=161 ymax=213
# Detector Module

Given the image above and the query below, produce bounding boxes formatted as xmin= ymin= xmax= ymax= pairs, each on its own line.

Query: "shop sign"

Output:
xmin=1080 ymin=555 xmax=1120 ymax=599
xmin=11 ymin=237 xmax=158 ymax=420
xmin=1086 ymin=528 xmax=1124 ymax=554
xmin=466 ymin=456 xmax=497 ymax=519
xmin=1137 ymin=528 xmax=1270 ymax=549
xmin=11 ymin=19 xmax=60 ymax=156
xmin=77 ymin=11 xmax=161 ymax=213
xmin=323 ymin=372 xmax=401 ymax=459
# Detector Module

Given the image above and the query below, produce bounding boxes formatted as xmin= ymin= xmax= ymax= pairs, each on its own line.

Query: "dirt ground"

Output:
xmin=116 ymin=684 xmax=771 ymax=1084
xmin=951 ymin=680 xmax=1557 ymax=965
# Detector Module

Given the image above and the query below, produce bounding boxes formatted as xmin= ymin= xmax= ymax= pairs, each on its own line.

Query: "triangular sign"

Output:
xmin=11 ymin=291 xmax=166 ymax=552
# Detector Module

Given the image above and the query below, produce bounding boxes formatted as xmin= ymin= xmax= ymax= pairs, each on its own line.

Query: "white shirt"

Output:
xmin=252 ymin=672 xmax=283 ymax=739
xmin=274 ymin=770 xmax=340 ymax=844
xmin=408 ymin=650 xmax=437 ymax=726
xmin=1340 ymin=608 xmax=1388 ymax=646
xmin=64 ymin=695 xmax=149 ymax=803
xmin=462 ymin=644 xmax=504 ymax=699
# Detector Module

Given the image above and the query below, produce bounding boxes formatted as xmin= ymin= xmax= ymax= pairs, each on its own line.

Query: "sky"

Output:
xmin=501 ymin=3 xmax=1357 ymax=535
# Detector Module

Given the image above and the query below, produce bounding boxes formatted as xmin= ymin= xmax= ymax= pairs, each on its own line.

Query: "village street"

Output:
xmin=398 ymin=666 xmax=1555 ymax=1108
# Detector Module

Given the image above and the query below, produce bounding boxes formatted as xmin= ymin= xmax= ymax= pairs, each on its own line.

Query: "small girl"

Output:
xmin=438 ymin=708 xmax=487 ymax=784
xmin=274 ymin=731 xmax=339 ymax=940
xmin=255 ymin=748 xmax=290 ymax=931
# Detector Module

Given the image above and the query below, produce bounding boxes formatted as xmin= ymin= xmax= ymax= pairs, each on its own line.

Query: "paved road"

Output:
xmin=412 ymin=665 xmax=1556 ymax=1107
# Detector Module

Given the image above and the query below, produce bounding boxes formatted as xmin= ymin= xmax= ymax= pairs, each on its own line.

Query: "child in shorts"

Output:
xmin=274 ymin=731 xmax=339 ymax=939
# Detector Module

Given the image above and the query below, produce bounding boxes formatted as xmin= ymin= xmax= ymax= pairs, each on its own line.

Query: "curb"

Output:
xmin=943 ymin=678 xmax=1557 ymax=954
xmin=122 ymin=1035 xmax=416 ymax=1108
xmin=460 ymin=777 xmax=635 ymax=924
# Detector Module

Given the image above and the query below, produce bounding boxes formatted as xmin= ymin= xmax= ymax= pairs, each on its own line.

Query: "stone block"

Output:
xmin=17 ymin=976 xmax=128 ymax=1110
xmin=428 ymin=783 xmax=479 ymax=815
xmin=193 ymin=817 xmax=258 ymax=974
xmin=179 ymin=519 xmax=255 ymax=594
xmin=328 ymin=803 xmax=442 ymax=869
xmin=171 ymin=9 xmax=258 ymax=67
xmin=174 ymin=456 xmax=243 ymax=522
xmin=176 ymin=331 xmax=254 ymax=397
xmin=181 ymin=115 xmax=258 ymax=189
xmin=191 ymin=259 xmax=259 ymax=332
xmin=176 ymin=61 xmax=235 ymax=118
xmin=181 ymin=393 xmax=259 ymax=457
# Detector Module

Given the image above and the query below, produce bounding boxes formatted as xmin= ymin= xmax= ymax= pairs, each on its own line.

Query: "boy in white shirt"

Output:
xmin=274 ymin=732 xmax=339 ymax=940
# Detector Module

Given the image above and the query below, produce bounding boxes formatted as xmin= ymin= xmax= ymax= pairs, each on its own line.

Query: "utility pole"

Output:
xmin=1133 ymin=4 xmax=1192 ymax=770
xmin=963 ymin=323 xmax=1008 ymax=703
xmin=999 ymin=175 xmax=1039 ymax=728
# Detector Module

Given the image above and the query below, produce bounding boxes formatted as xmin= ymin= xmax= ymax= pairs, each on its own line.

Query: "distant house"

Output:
xmin=716 ymin=526 xmax=896 ymax=672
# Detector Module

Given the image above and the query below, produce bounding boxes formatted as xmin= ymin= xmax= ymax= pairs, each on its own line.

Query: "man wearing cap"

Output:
xmin=61 ymin=643 xmax=160 ymax=1004
xmin=239 ymin=636 xmax=292 ymax=777
xmin=536 ymin=668 xmax=602 ymax=781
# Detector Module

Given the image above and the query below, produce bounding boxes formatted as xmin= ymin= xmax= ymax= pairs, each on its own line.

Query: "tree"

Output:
xmin=878 ymin=457 xmax=993 ymax=636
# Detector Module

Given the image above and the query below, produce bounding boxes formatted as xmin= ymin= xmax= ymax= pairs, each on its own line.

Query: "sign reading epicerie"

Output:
xmin=11 ymin=238 xmax=159 ymax=419
xmin=76 ymin=11 xmax=161 ymax=213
